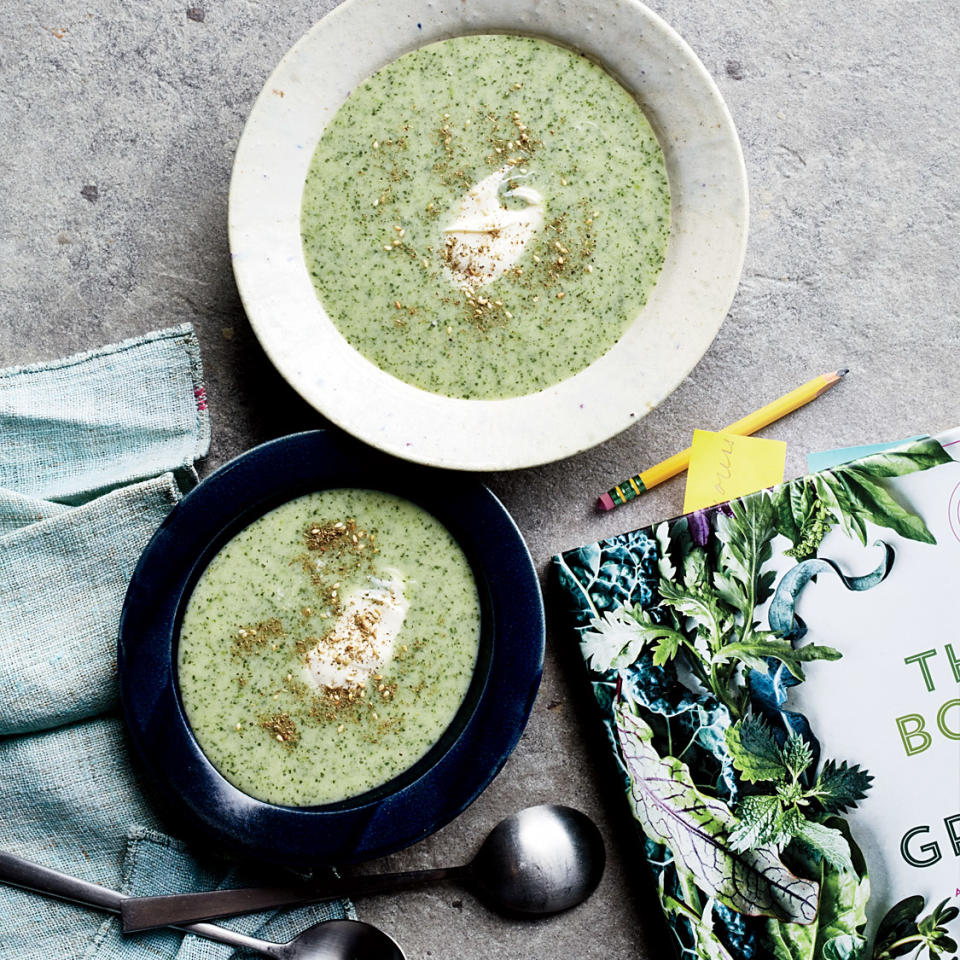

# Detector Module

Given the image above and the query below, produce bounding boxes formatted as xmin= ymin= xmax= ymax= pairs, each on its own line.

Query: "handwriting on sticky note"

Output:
xmin=682 ymin=430 xmax=787 ymax=514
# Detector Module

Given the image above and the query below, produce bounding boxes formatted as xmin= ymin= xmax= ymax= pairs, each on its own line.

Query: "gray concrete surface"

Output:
xmin=1 ymin=2 xmax=957 ymax=957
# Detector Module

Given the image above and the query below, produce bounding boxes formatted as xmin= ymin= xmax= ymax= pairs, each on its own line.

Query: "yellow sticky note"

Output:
xmin=682 ymin=430 xmax=787 ymax=513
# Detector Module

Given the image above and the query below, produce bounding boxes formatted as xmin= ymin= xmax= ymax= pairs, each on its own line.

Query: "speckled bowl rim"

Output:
xmin=228 ymin=0 xmax=748 ymax=471
xmin=118 ymin=430 xmax=545 ymax=866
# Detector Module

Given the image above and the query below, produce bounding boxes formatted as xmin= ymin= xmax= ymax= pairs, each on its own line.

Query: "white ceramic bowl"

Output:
xmin=229 ymin=0 xmax=748 ymax=471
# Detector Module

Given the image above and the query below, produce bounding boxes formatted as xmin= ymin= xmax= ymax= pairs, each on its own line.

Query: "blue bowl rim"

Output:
xmin=118 ymin=429 xmax=544 ymax=866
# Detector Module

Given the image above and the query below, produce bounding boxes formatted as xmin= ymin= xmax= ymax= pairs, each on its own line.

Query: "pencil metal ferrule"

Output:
xmin=611 ymin=476 xmax=646 ymax=506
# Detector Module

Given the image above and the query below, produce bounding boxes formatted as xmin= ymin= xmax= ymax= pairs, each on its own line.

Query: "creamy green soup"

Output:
xmin=301 ymin=34 xmax=670 ymax=399
xmin=178 ymin=489 xmax=481 ymax=806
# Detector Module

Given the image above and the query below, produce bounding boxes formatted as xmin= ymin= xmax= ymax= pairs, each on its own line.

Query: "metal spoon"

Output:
xmin=0 ymin=849 xmax=404 ymax=960
xmin=122 ymin=804 xmax=606 ymax=932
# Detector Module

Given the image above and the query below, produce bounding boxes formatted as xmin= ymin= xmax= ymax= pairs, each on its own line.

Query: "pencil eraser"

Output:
xmin=597 ymin=493 xmax=615 ymax=512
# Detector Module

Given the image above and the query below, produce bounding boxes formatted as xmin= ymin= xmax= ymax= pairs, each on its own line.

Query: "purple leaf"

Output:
xmin=689 ymin=509 xmax=711 ymax=546
xmin=615 ymin=707 xmax=820 ymax=925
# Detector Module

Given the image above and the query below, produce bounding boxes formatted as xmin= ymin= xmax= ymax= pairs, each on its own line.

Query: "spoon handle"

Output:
xmin=121 ymin=865 xmax=466 ymax=932
xmin=0 ymin=849 xmax=287 ymax=958
xmin=0 ymin=848 xmax=125 ymax=912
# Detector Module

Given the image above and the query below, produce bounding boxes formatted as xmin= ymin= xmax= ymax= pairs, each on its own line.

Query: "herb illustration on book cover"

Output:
xmin=554 ymin=431 xmax=960 ymax=960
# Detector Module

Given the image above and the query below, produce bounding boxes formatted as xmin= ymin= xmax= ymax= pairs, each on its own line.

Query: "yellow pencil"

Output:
xmin=597 ymin=369 xmax=849 ymax=511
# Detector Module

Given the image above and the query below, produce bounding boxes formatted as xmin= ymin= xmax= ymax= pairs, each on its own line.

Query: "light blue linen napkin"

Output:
xmin=0 ymin=326 xmax=353 ymax=959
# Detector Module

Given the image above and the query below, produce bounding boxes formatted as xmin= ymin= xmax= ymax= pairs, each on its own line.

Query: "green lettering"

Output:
xmin=946 ymin=644 xmax=960 ymax=683
xmin=937 ymin=698 xmax=960 ymax=740
xmin=901 ymin=825 xmax=941 ymax=867
xmin=896 ymin=714 xmax=932 ymax=756
xmin=904 ymin=648 xmax=938 ymax=692
xmin=945 ymin=814 xmax=960 ymax=857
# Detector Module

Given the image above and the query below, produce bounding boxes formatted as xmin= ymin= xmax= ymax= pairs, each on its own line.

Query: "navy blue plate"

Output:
xmin=118 ymin=430 xmax=544 ymax=866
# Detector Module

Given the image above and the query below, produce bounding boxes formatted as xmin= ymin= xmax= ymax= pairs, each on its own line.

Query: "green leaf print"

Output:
xmin=615 ymin=705 xmax=820 ymax=925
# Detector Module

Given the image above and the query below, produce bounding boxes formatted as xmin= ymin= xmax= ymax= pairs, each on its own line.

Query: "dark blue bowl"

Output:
xmin=118 ymin=430 xmax=544 ymax=866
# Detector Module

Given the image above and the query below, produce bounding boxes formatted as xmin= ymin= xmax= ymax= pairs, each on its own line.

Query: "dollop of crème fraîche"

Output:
xmin=303 ymin=571 xmax=409 ymax=690
xmin=442 ymin=165 xmax=543 ymax=290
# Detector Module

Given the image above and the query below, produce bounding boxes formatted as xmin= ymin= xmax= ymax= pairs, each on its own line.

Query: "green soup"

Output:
xmin=301 ymin=34 xmax=670 ymax=399
xmin=178 ymin=489 xmax=481 ymax=806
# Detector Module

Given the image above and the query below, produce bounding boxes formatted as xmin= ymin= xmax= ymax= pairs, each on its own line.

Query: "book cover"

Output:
xmin=553 ymin=431 xmax=960 ymax=960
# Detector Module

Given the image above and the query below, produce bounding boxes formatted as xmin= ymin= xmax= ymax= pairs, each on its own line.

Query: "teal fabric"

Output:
xmin=0 ymin=326 xmax=209 ymax=502
xmin=0 ymin=326 xmax=353 ymax=959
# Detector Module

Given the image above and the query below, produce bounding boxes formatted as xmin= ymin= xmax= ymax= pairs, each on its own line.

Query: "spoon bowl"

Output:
xmin=272 ymin=919 xmax=404 ymax=960
xmin=468 ymin=804 xmax=606 ymax=917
